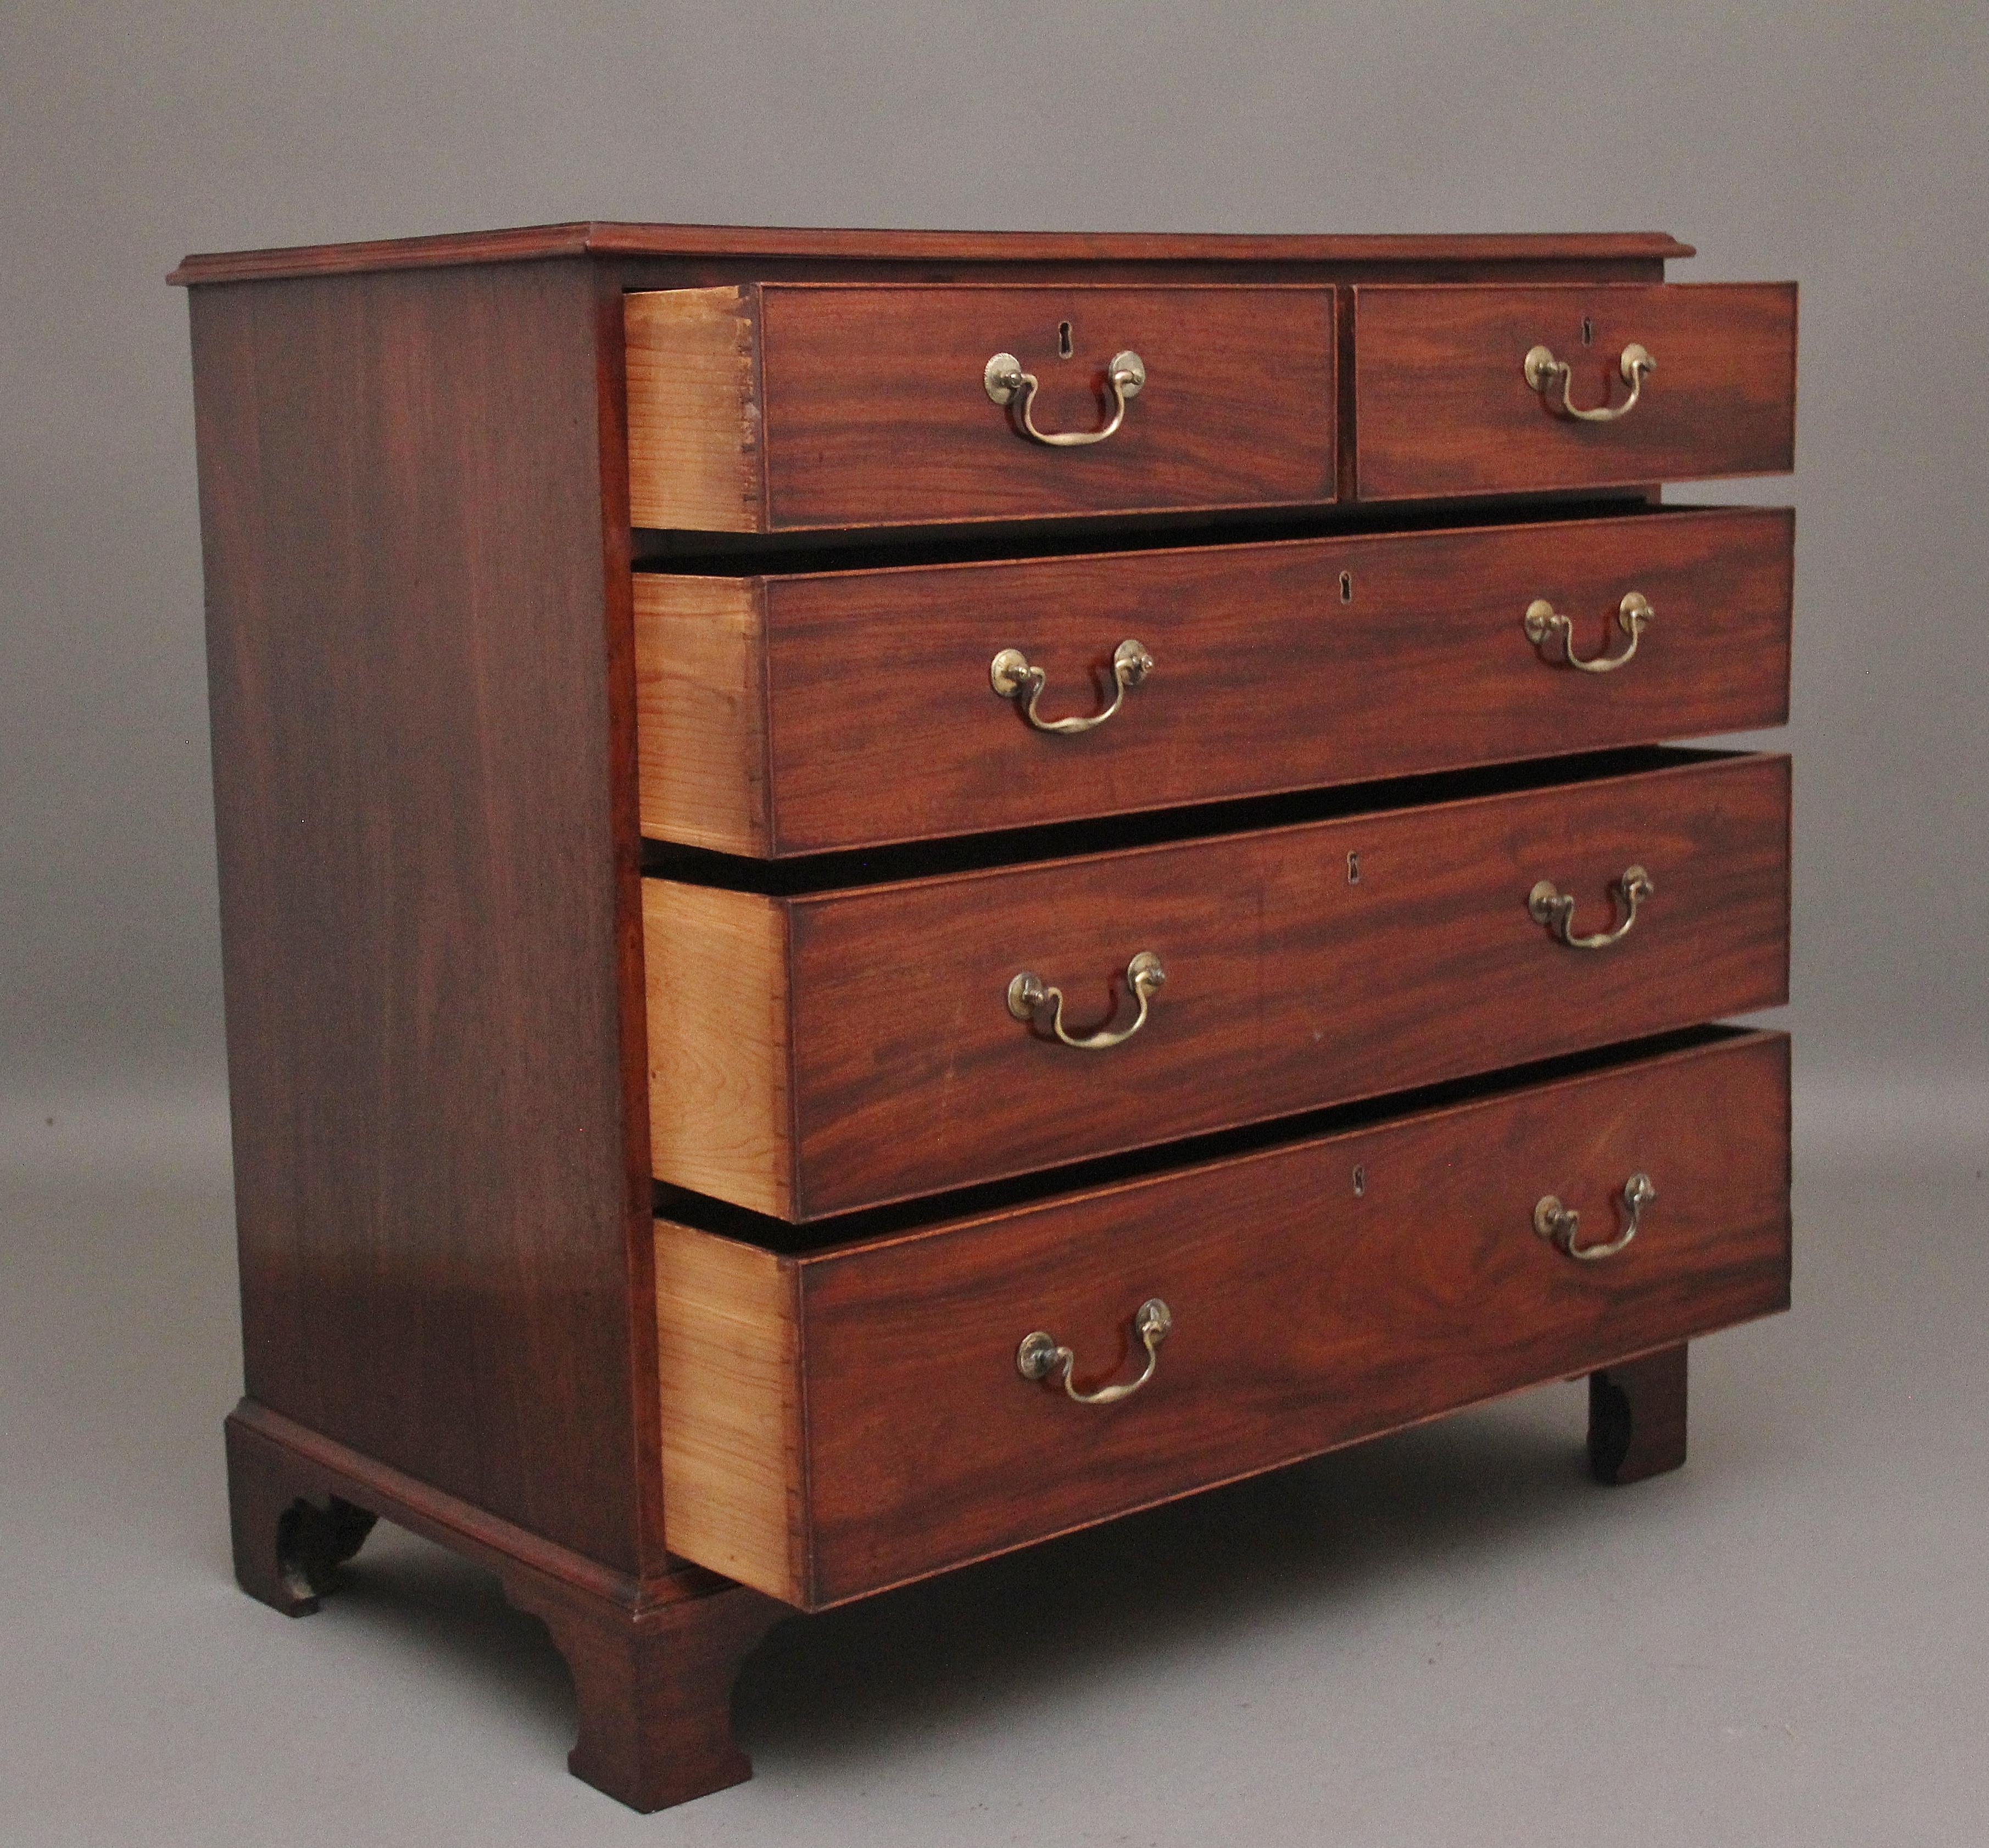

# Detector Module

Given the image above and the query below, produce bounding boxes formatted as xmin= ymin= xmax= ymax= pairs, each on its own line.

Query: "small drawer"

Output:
xmin=655 ymin=1029 xmax=1792 ymax=1608
xmin=1352 ymin=282 xmax=1796 ymax=500
xmin=636 ymin=505 xmax=1793 ymax=856
xmin=644 ymin=750 xmax=1789 ymax=1219
xmin=624 ymin=284 xmax=1335 ymax=531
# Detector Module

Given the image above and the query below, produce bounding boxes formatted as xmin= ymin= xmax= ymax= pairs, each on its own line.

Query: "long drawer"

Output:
xmin=655 ymin=1029 xmax=1792 ymax=1609
xmin=1353 ymin=282 xmax=1797 ymax=500
xmin=635 ymin=506 xmax=1792 ymax=856
xmin=645 ymin=750 xmax=1789 ymax=1219
xmin=625 ymin=284 xmax=1336 ymax=531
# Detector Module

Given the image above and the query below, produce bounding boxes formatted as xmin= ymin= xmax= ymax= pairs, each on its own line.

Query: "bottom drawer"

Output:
xmin=655 ymin=1029 xmax=1791 ymax=1609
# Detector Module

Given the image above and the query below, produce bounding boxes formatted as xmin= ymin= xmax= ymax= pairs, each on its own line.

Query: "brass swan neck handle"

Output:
xmin=1535 ymin=1172 xmax=1656 ymax=1261
xmin=1017 ymin=1299 xmax=1173 ymax=1404
xmin=1007 ymin=951 xmax=1166 ymax=1050
xmin=990 ymin=638 xmax=1153 ymax=733
xmin=1524 ymin=341 xmax=1654 ymax=422
xmin=984 ymin=349 xmax=1147 ymax=446
xmin=1529 ymin=866 xmax=1653 ymax=950
xmin=1525 ymin=592 xmax=1652 ymax=673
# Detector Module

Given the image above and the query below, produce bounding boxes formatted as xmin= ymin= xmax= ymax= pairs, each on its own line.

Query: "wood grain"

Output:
xmin=172 ymin=224 xmax=1695 ymax=287
xmin=1353 ymin=282 xmax=1797 ymax=499
xmin=191 ymin=260 xmax=665 ymax=1575
xmin=632 ymin=573 xmax=768 ymax=853
xmin=652 ymin=1029 xmax=1791 ymax=1607
xmin=642 ymin=881 xmax=793 ymax=1216
xmin=654 ymin=1226 xmax=804 ymax=1597
xmin=624 ymin=288 xmax=762 ymax=530
xmin=645 ymin=751 xmax=1790 ymax=1219
xmin=634 ymin=506 xmax=1792 ymax=856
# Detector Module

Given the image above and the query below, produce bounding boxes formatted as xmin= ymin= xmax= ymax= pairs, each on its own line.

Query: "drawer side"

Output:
xmin=644 ymin=882 xmax=794 ymax=1217
xmin=633 ymin=574 xmax=771 ymax=853
xmin=655 ymin=1221 xmax=806 ymax=1601
xmin=626 ymin=286 xmax=764 ymax=531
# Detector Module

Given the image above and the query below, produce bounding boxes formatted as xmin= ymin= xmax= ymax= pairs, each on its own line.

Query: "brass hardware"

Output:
xmin=1529 ymin=865 xmax=1653 ymax=950
xmin=1524 ymin=341 xmax=1654 ymax=422
xmin=984 ymin=348 xmax=1146 ymax=445
xmin=1534 ymin=1171 xmax=1656 ymax=1261
xmin=1017 ymin=1298 xmax=1172 ymax=1404
xmin=1524 ymin=591 xmax=1653 ymax=673
xmin=990 ymin=638 xmax=1153 ymax=733
xmin=1007 ymin=950 xmax=1165 ymax=1050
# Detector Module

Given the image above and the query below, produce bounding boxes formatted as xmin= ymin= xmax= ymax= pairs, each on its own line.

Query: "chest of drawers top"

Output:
xmin=174 ymin=219 xmax=1703 ymax=280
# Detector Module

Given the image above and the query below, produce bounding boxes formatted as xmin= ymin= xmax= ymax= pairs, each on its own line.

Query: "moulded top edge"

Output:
xmin=169 ymin=221 xmax=1695 ymax=286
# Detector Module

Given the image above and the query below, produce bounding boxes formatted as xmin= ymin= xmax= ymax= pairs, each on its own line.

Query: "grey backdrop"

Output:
xmin=5 ymin=4 xmax=1988 ymax=1844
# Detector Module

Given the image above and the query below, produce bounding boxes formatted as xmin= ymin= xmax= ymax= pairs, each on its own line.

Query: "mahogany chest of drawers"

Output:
xmin=176 ymin=224 xmax=1796 ymax=1811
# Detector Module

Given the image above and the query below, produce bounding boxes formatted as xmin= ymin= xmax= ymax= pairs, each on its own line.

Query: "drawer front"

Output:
xmin=634 ymin=506 xmax=1792 ymax=855
xmin=644 ymin=751 xmax=1789 ymax=1219
xmin=1353 ymin=283 xmax=1796 ymax=500
xmin=655 ymin=1030 xmax=1792 ymax=1607
xmin=626 ymin=284 xmax=1335 ymax=532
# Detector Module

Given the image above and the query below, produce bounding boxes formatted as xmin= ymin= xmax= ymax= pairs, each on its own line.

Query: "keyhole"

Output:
xmin=1352 ymin=1164 xmax=1366 ymax=1198
xmin=1581 ymin=317 xmax=1595 ymax=346
xmin=1339 ymin=571 xmax=1353 ymax=604
xmin=1057 ymin=320 xmax=1074 ymax=359
xmin=1347 ymin=851 xmax=1361 ymax=885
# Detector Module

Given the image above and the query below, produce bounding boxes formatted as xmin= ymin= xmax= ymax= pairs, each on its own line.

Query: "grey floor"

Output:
xmin=5 ymin=1102 xmax=1986 ymax=1847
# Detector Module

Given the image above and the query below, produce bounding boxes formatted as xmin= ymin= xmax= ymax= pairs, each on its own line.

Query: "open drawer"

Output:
xmin=654 ymin=1029 xmax=1792 ymax=1609
xmin=1352 ymin=282 xmax=1796 ymax=500
xmin=634 ymin=505 xmax=1793 ymax=856
xmin=625 ymin=283 xmax=1335 ymax=531
xmin=644 ymin=750 xmax=1790 ymax=1220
